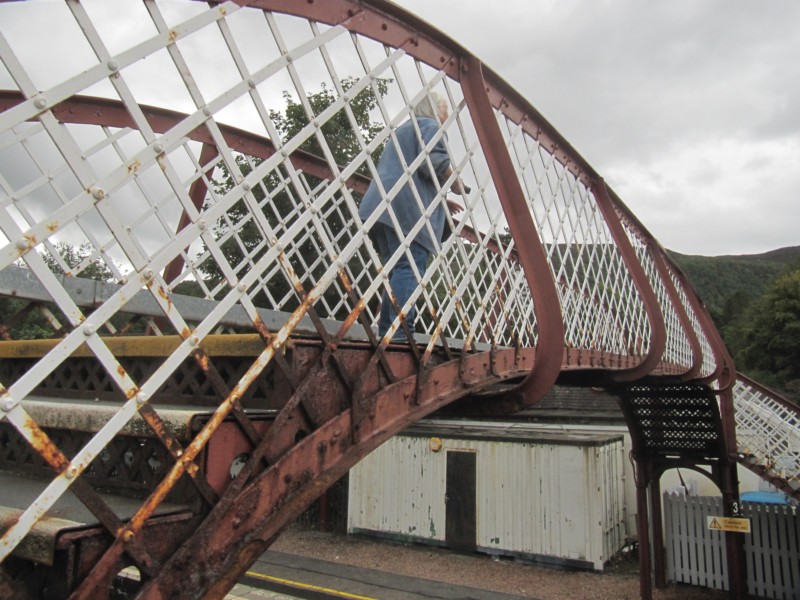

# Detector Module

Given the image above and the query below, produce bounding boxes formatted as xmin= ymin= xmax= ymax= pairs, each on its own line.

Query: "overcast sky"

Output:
xmin=392 ymin=0 xmax=799 ymax=257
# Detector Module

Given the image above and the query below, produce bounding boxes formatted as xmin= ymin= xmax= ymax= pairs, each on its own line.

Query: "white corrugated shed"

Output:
xmin=348 ymin=419 xmax=627 ymax=571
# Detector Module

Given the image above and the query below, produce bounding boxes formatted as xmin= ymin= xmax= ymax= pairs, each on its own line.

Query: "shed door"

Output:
xmin=445 ymin=450 xmax=477 ymax=551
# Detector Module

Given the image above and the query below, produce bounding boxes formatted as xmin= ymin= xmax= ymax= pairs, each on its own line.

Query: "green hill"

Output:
xmin=667 ymin=246 xmax=800 ymax=322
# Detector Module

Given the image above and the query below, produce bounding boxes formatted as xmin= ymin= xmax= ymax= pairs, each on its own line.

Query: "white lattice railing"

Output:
xmin=734 ymin=376 xmax=800 ymax=491
xmin=0 ymin=0 xmax=733 ymax=566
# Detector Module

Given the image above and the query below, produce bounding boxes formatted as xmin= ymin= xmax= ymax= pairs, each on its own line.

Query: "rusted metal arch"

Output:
xmin=64 ymin=347 xmax=534 ymax=599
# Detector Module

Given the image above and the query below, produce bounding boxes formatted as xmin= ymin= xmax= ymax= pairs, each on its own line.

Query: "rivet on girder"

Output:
xmin=92 ymin=187 xmax=106 ymax=201
xmin=33 ymin=97 xmax=47 ymax=110
xmin=238 ymin=283 xmax=247 ymax=293
xmin=242 ymin=182 xmax=252 ymax=192
xmin=107 ymin=60 xmax=119 ymax=72
xmin=15 ymin=239 xmax=30 ymax=251
xmin=143 ymin=269 xmax=155 ymax=281
xmin=154 ymin=143 xmax=164 ymax=154
xmin=65 ymin=466 xmax=78 ymax=479
xmin=135 ymin=393 xmax=147 ymax=406
xmin=203 ymin=107 xmax=212 ymax=116
xmin=198 ymin=219 xmax=207 ymax=231
xmin=83 ymin=325 xmax=95 ymax=336
xmin=1 ymin=396 xmax=16 ymax=412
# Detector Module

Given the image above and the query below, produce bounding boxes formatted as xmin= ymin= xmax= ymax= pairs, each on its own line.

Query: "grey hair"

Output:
xmin=413 ymin=92 xmax=446 ymax=120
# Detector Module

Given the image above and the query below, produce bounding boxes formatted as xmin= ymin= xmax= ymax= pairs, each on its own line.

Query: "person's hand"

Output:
xmin=453 ymin=179 xmax=471 ymax=196
xmin=446 ymin=198 xmax=464 ymax=215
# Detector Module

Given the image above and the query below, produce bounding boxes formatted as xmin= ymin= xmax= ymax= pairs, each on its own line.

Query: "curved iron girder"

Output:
xmin=0 ymin=91 xmax=372 ymax=197
xmin=458 ymin=56 xmax=565 ymax=411
xmin=667 ymin=260 xmax=736 ymax=391
xmin=646 ymin=242 xmax=703 ymax=381
xmin=131 ymin=348 xmax=533 ymax=599
xmin=591 ymin=180 xmax=666 ymax=382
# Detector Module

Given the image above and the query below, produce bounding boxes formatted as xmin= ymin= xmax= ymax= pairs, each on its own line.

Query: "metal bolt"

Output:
xmin=247 ymin=79 xmax=256 ymax=88
xmin=238 ymin=283 xmax=247 ymax=293
xmin=2 ymin=397 xmax=16 ymax=412
xmin=154 ymin=143 xmax=164 ymax=154
xmin=143 ymin=269 xmax=154 ymax=280
xmin=15 ymin=239 xmax=29 ymax=251
xmin=65 ymin=466 xmax=78 ymax=479
xmin=83 ymin=325 xmax=95 ymax=336
xmin=92 ymin=187 xmax=105 ymax=200
xmin=123 ymin=530 xmax=135 ymax=543
xmin=203 ymin=107 xmax=211 ymax=116
xmin=107 ymin=60 xmax=119 ymax=72
xmin=242 ymin=182 xmax=251 ymax=192
xmin=34 ymin=97 xmax=47 ymax=110
xmin=198 ymin=219 xmax=207 ymax=231
xmin=135 ymin=393 xmax=147 ymax=405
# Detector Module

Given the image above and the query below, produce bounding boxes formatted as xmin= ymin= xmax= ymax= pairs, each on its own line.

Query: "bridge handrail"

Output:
xmin=733 ymin=374 xmax=800 ymax=490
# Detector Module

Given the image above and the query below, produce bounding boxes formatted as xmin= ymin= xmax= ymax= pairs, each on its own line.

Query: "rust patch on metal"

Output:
xmin=157 ymin=284 xmax=173 ymax=312
xmin=252 ymin=314 xmax=274 ymax=342
xmin=22 ymin=415 xmax=69 ymax=473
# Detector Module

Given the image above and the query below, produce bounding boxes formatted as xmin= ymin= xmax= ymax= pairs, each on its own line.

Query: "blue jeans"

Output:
xmin=373 ymin=223 xmax=431 ymax=341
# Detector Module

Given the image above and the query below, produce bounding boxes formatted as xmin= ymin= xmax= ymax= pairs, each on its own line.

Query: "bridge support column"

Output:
xmin=635 ymin=461 xmax=653 ymax=600
xmin=649 ymin=476 xmax=666 ymax=588
xmin=720 ymin=460 xmax=747 ymax=600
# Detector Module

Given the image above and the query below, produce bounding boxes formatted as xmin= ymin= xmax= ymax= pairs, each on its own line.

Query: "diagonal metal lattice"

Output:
xmin=0 ymin=1 xmax=793 ymax=599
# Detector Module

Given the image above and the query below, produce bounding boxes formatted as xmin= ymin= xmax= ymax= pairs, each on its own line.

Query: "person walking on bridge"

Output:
xmin=358 ymin=92 xmax=466 ymax=343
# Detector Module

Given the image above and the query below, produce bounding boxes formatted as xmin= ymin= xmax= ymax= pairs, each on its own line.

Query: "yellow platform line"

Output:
xmin=245 ymin=570 xmax=378 ymax=600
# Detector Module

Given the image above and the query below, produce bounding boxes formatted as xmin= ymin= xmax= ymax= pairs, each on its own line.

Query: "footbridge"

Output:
xmin=0 ymin=1 xmax=797 ymax=599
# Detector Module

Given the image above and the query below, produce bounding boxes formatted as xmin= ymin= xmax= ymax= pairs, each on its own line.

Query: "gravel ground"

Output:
xmin=271 ymin=525 xmax=729 ymax=600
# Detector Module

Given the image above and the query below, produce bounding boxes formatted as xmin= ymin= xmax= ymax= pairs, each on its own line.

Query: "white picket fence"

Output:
xmin=664 ymin=493 xmax=800 ymax=599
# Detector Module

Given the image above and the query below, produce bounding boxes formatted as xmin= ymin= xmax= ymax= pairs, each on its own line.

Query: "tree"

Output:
xmin=201 ymin=77 xmax=390 ymax=317
xmin=730 ymin=269 xmax=800 ymax=400
xmin=41 ymin=242 xmax=114 ymax=281
xmin=0 ymin=243 xmax=114 ymax=339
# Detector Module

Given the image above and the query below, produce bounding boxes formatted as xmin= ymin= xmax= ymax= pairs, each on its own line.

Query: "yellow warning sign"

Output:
xmin=707 ymin=516 xmax=751 ymax=533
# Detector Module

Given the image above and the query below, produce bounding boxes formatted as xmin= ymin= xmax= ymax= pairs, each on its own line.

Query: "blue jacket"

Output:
xmin=358 ymin=116 xmax=451 ymax=254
